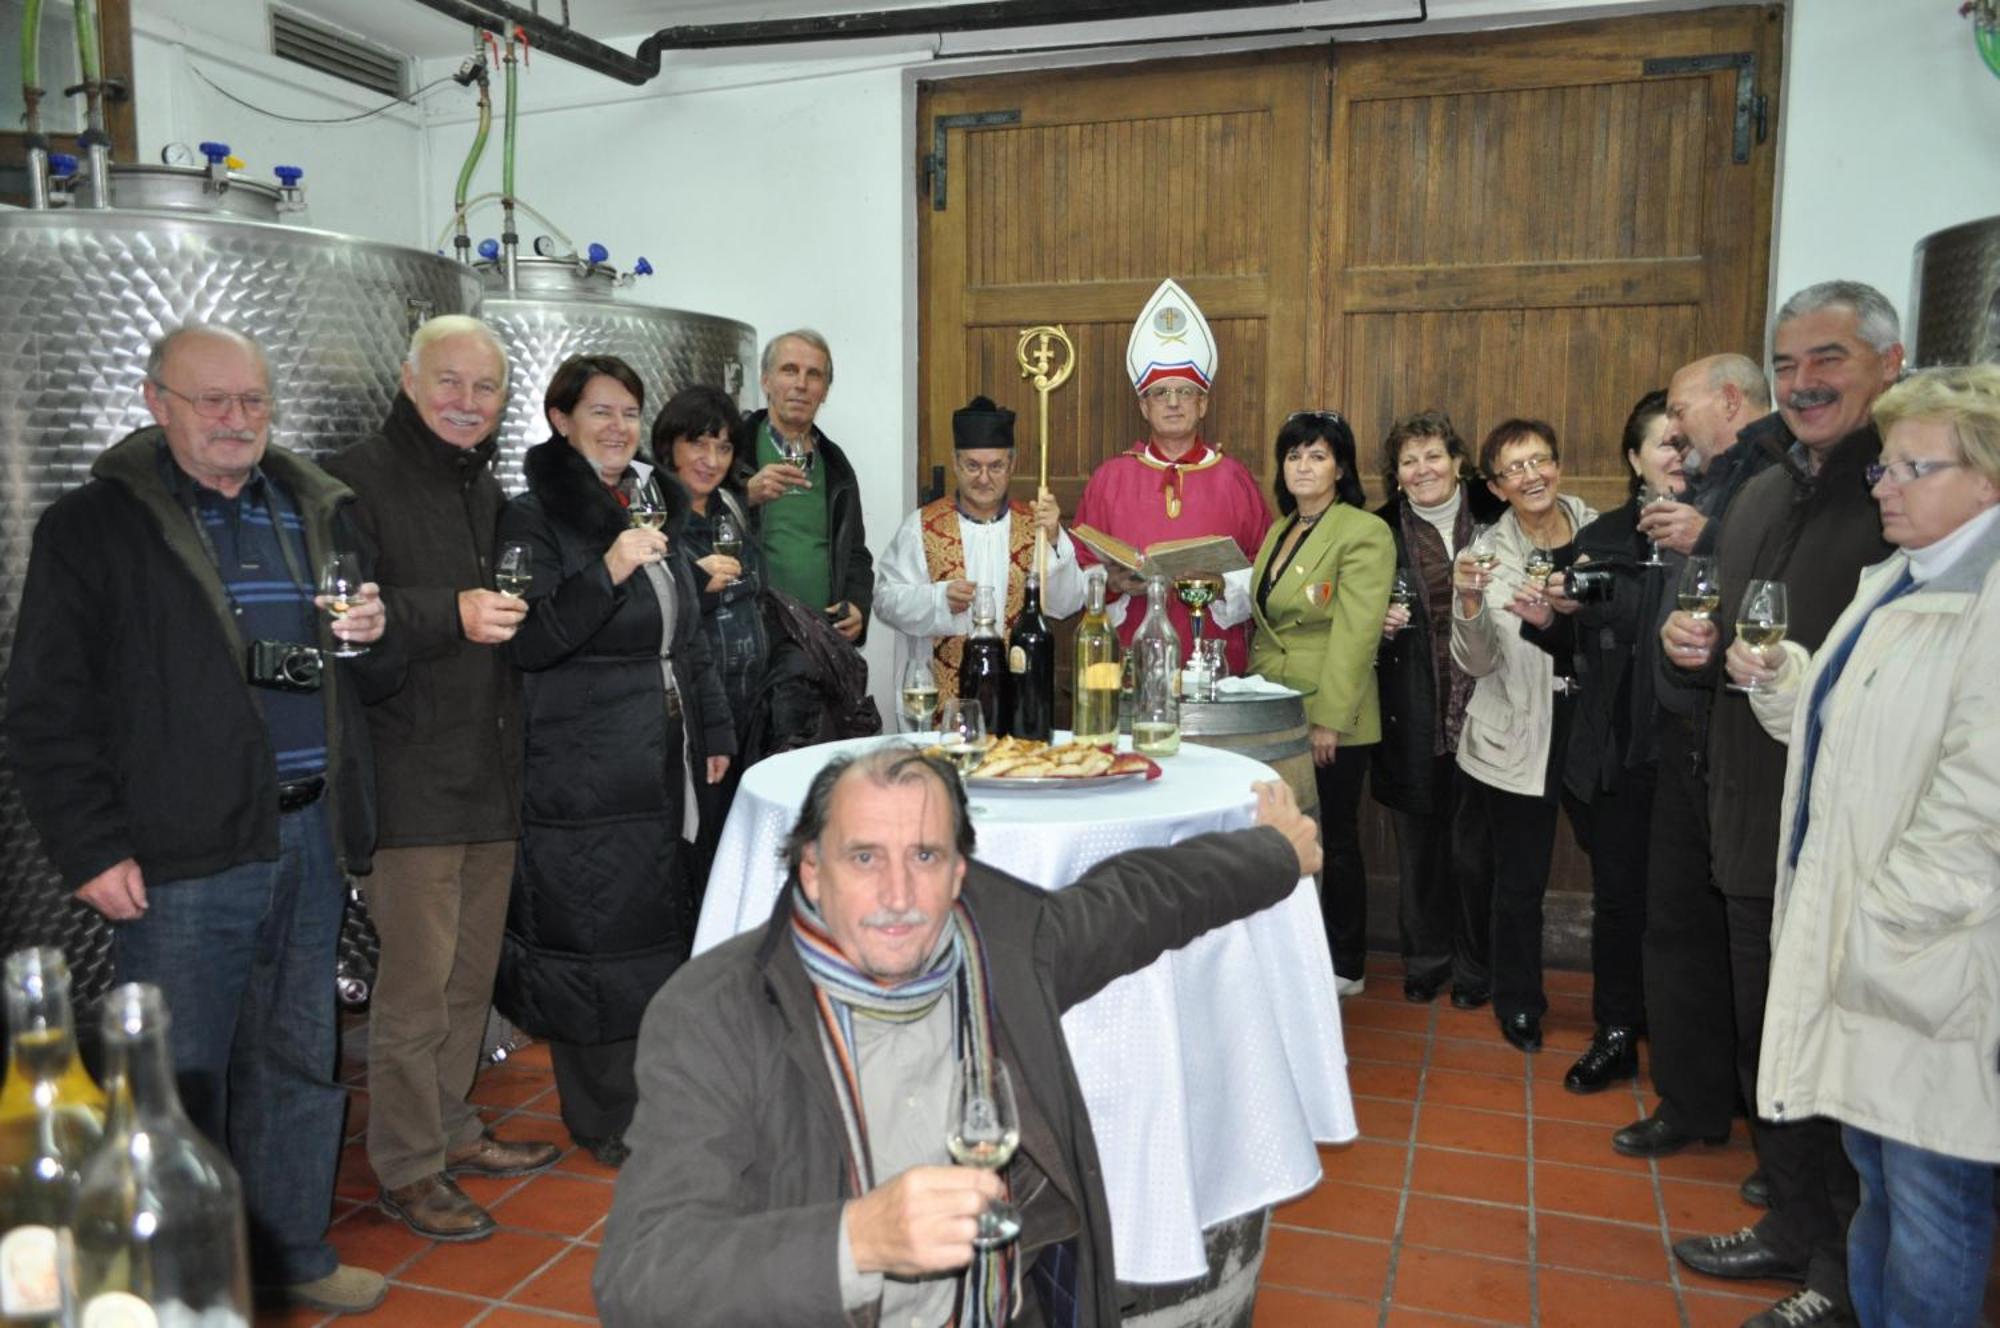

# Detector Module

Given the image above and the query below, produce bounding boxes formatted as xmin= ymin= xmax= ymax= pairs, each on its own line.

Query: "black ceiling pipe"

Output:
xmin=408 ymin=0 xmax=1421 ymax=83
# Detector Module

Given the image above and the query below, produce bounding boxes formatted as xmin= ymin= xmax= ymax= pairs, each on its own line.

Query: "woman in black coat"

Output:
xmin=1371 ymin=411 xmax=1503 ymax=1006
xmin=495 ymin=355 xmax=735 ymax=1167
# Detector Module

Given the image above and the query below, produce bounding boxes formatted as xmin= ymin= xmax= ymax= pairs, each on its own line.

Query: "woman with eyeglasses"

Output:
xmin=494 ymin=354 xmax=736 ymax=1168
xmin=1517 ymin=391 xmax=1685 ymax=1092
xmin=1450 ymin=419 xmax=1595 ymax=1053
xmin=1248 ymin=411 xmax=1395 ymax=997
xmin=1371 ymin=411 xmax=1505 ymax=1006
xmin=1723 ymin=365 xmax=2000 ymax=1328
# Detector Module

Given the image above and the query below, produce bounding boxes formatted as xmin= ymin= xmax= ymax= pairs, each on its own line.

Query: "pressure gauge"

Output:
xmin=161 ymin=143 xmax=197 ymax=167
xmin=532 ymin=234 xmax=557 ymax=257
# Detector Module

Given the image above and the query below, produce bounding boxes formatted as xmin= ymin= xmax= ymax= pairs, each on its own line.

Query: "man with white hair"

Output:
xmin=1659 ymin=281 xmax=1905 ymax=1328
xmin=322 ymin=315 xmax=558 ymax=1243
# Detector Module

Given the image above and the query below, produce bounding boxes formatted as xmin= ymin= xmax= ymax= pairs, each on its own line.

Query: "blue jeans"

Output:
xmin=1842 ymin=1124 xmax=1996 ymax=1328
xmin=112 ymin=801 xmax=346 ymax=1286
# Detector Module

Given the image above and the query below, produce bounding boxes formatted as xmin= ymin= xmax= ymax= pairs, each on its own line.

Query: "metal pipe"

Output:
xmin=20 ymin=0 xmax=49 ymax=208
xmin=72 ymin=0 xmax=111 ymax=209
xmin=409 ymin=0 xmax=1425 ymax=82
xmin=453 ymin=53 xmax=492 ymax=265
xmin=500 ymin=28 xmax=520 ymax=292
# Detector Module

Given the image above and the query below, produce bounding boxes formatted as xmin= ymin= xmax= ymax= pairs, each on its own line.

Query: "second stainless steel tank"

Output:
xmin=1910 ymin=215 xmax=2000 ymax=368
xmin=475 ymin=257 xmax=757 ymax=490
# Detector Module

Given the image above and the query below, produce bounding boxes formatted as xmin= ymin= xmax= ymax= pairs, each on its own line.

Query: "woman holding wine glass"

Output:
xmin=1450 ymin=419 xmax=1595 ymax=1052
xmin=1516 ymin=391 xmax=1685 ymax=1090
xmin=494 ymin=355 xmax=736 ymax=1168
xmin=1371 ymin=411 xmax=1506 ymax=1007
xmin=1247 ymin=411 xmax=1395 ymax=998
xmin=1723 ymin=365 xmax=2000 ymax=1328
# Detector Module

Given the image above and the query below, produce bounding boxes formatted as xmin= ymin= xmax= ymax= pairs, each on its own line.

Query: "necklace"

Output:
xmin=1296 ymin=507 xmax=1329 ymax=529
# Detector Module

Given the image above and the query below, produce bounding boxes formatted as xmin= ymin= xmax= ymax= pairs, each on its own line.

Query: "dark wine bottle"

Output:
xmin=1007 ymin=570 xmax=1055 ymax=742
xmin=959 ymin=585 xmax=1009 ymax=738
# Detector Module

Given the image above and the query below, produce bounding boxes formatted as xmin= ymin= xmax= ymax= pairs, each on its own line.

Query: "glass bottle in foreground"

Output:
xmin=958 ymin=585 xmax=1009 ymax=739
xmin=73 ymin=984 xmax=251 ymax=1328
xmin=0 ymin=947 xmax=107 ymax=1328
xmin=1131 ymin=574 xmax=1182 ymax=757
xmin=1071 ymin=568 xmax=1120 ymax=746
xmin=1007 ymin=569 xmax=1055 ymax=742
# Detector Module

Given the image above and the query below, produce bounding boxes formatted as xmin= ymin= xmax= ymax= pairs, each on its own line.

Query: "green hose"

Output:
xmin=454 ymin=78 xmax=491 ymax=220
xmin=21 ymin=0 xmax=44 ymax=107
xmin=502 ymin=42 xmax=518 ymax=201
xmin=73 ymin=0 xmax=101 ymax=84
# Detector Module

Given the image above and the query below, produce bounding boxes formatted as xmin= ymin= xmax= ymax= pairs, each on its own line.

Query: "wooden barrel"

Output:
xmin=1117 ymin=1209 xmax=1270 ymax=1328
xmin=1178 ymin=693 xmax=1319 ymax=823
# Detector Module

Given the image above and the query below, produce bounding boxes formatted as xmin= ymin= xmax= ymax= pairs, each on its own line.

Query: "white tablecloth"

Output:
xmin=693 ymin=735 xmax=1357 ymax=1285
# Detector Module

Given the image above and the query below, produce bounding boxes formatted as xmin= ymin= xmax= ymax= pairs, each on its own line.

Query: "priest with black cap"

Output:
xmin=875 ymin=395 xmax=1085 ymax=702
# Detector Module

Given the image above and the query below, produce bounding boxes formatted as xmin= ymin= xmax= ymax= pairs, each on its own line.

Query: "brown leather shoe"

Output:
xmin=444 ymin=1129 xmax=561 ymax=1178
xmin=379 ymin=1173 xmax=495 ymax=1242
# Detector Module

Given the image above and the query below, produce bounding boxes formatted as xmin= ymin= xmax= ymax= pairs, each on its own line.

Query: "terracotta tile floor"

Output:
xmin=262 ymin=959 xmax=1998 ymax=1326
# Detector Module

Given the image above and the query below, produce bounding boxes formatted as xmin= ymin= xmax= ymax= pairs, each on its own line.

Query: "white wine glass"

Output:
xmin=1640 ymin=485 xmax=1672 ymax=567
xmin=628 ymin=479 xmax=668 ymax=532
xmin=900 ymin=658 xmax=940 ymax=735
xmin=712 ymin=511 xmax=744 ymax=586
xmin=947 ymin=1056 xmax=1021 ymax=1249
xmin=317 ymin=552 xmax=368 ymax=658
xmin=780 ymin=437 xmax=814 ymax=491
xmin=1389 ymin=567 xmax=1415 ymax=611
xmin=1675 ymin=555 xmax=1721 ymax=655
xmin=1728 ymin=579 xmax=1789 ymax=694
xmin=937 ymin=698 xmax=987 ymax=779
xmin=496 ymin=540 xmax=533 ymax=599
xmin=1523 ymin=545 xmax=1556 ymax=590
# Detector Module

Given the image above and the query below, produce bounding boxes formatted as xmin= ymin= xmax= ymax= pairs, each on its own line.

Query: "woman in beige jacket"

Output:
xmin=1726 ymin=365 xmax=2000 ymax=1328
xmin=1450 ymin=420 xmax=1594 ymax=1053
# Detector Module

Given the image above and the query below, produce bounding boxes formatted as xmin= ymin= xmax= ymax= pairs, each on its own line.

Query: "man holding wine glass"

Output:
xmin=1657 ymin=281 xmax=1903 ymax=1328
xmin=320 ymin=314 xmax=560 ymax=1247
xmin=593 ymin=743 xmax=1322 ymax=1327
xmin=4 ymin=323 xmax=390 ymax=1313
xmin=734 ymin=329 xmax=874 ymax=644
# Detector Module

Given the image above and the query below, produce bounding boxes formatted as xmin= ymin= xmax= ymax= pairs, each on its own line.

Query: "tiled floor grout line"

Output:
xmin=1523 ymin=1046 xmax=1541 ymax=1328
xmin=1371 ymin=989 xmax=1436 ymax=1327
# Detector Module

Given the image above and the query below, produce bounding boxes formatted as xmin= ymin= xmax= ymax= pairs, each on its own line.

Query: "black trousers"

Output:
xmin=1640 ymin=714 xmax=1739 ymax=1138
xmin=1571 ymin=761 xmax=1655 ymax=1030
xmin=1315 ymin=740 xmax=1373 ymax=981
xmin=549 ymin=1036 xmax=641 ymax=1143
xmin=1389 ymin=755 xmax=1492 ymax=993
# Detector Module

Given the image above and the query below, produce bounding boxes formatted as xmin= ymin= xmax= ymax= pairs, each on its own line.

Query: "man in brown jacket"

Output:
xmin=1660 ymin=281 xmax=1904 ymax=1328
xmin=592 ymin=744 xmax=1321 ymax=1327
xmin=323 ymin=315 xmax=556 ymax=1240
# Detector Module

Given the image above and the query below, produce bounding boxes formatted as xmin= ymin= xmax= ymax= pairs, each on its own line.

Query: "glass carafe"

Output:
xmin=1130 ymin=575 xmax=1182 ymax=756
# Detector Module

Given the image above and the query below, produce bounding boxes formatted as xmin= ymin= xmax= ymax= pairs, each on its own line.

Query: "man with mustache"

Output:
xmin=321 ymin=316 xmax=559 ymax=1243
xmin=736 ymin=328 xmax=874 ymax=645
xmin=874 ymin=395 xmax=1086 ymax=705
xmin=593 ymin=743 xmax=1321 ymax=1327
xmin=4 ymin=324 xmax=391 ymax=1314
xmin=1659 ymin=282 xmax=1904 ymax=1328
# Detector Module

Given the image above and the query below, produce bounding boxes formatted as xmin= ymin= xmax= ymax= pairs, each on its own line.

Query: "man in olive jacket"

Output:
xmin=321 ymin=316 xmax=557 ymax=1242
xmin=1660 ymin=281 xmax=1903 ymax=1328
xmin=592 ymin=746 xmax=1320 ymax=1327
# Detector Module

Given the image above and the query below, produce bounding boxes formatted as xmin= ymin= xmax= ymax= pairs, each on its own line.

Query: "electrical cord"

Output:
xmin=190 ymin=64 xmax=458 ymax=124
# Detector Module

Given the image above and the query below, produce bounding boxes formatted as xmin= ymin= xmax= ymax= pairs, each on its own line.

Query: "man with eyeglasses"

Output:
xmin=320 ymin=315 xmax=559 ymax=1246
xmin=1657 ymin=281 xmax=1904 ymax=1328
xmin=875 ymin=396 xmax=1086 ymax=706
xmin=1071 ymin=279 xmax=1271 ymax=673
xmin=3 ymin=323 xmax=393 ymax=1315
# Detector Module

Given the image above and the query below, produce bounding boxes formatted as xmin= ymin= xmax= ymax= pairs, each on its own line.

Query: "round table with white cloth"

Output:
xmin=692 ymin=734 xmax=1357 ymax=1286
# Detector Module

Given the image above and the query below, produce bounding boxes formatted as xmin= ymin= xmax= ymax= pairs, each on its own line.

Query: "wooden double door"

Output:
xmin=916 ymin=5 xmax=1783 ymax=914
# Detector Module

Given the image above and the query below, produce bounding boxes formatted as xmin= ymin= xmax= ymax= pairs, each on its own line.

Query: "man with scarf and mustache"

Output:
xmin=592 ymin=744 xmax=1321 ymax=1327
xmin=322 ymin=316 xmax=560 ymax=1245
xmin=1657 ymin=281 xmax=1905 ymax=1328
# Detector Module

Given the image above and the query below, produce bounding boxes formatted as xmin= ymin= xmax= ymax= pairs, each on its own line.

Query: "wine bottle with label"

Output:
xmin=1007 ymin=571 xmax=1055 ymax=742
xmin=74 ymin=986 xmax=252 ymax=1328
xmin=958 ymin=585 xmax=1009 ymax=738
xmin=1071 ymin=568 xmax=1120 ymax=746
xmin=0 ymin=948 xmax=106 ymax=1328
xmin=1131 ymin=575 xmax=1182 ymax=756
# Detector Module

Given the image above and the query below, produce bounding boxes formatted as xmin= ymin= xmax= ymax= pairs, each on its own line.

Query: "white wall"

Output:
xmin=1772 ymin=0 xmax=2000 ymax=339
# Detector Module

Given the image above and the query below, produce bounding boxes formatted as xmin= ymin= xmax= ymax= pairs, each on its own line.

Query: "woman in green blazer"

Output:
xmin=1250 ymin=412 xmax=1396 ymax=997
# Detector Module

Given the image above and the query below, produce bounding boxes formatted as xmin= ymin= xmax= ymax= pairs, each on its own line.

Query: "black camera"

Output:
xmin=247 ymin=640 xmax=324 ymax=692
xmin=1564 ymin=566 xmax=1620 ymax=605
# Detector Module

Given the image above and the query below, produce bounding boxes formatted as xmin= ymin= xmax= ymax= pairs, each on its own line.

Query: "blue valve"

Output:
xmin=477 ymin=238 xmax=500 ymax=260
xmin=198 ymin=140 xmax=231 ymax=164
xmin=48 ymin=152 xmax=78 ymax=177
xmin=633 ymin=257 xmax=654 ymax=276
xmin=586 ymin=243 xmax=609 ymax=265
xmin=274 ymin=166 xmax=303 ymax=187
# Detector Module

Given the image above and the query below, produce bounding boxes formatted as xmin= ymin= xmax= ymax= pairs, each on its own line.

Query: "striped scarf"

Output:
xmin=790 ymin=890 xmax=1017 ymax=1327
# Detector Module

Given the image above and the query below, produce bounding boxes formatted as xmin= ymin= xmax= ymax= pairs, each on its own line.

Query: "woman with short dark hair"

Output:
xmin=1248 ymin=410 xmax=1395 ymax=997
xmin=495 ymin=355 xmax=735 ymax=1167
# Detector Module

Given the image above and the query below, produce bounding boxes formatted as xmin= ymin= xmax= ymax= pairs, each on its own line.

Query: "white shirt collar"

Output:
xmin=1906 ymin=503 xmax=2000 ymax=583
